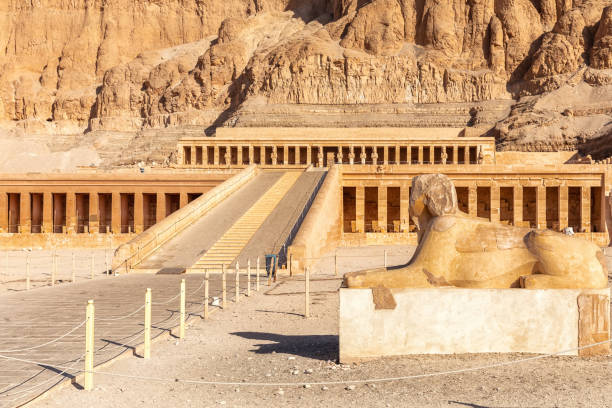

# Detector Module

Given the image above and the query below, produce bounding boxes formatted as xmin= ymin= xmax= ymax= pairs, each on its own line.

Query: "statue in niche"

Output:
xmin=344 ymin=174 xmax=609 ymax=289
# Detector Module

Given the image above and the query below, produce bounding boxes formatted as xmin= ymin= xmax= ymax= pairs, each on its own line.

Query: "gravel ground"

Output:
xmin=31 ymin=245 xmax=612 ymax=408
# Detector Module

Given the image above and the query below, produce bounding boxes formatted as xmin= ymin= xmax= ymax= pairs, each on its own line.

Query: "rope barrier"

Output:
xmin=1 ymin=339 xmax=609 ymax=389
xmin=0 ymin=320 xmax=87 ymax=353
xmin=96 ymin=304 xmax=146 ymax=322
xmin=0 ymin=353 xmax=85 ymax=398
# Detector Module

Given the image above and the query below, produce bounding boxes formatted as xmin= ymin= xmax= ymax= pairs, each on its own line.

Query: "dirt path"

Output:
xmin=31 ymin=248 xmax=612 ymax=408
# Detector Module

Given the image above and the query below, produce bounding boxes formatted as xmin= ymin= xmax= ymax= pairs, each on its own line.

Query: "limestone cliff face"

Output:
xmin=1 ymin=0 xmax=612 ymax=154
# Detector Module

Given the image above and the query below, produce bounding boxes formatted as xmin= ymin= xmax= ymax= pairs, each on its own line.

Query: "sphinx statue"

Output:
xmin=344 ymin=174 xmax=609 ymax=289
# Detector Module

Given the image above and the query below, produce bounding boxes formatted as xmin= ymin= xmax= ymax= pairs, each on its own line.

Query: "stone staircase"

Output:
xmin=187 ymin=171 xmax=302 ymax=271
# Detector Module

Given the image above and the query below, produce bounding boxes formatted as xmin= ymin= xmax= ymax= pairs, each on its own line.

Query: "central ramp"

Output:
xmin=189 ymin=171 xmax=302 ymax=271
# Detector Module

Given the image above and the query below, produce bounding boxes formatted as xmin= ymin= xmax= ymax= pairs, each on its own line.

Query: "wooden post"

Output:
xmin=222 ymin=264 xmax=227 ymax=309
xmin=84 ymin=299 xmax=94 ymax=391
xmin=235 ymin=262 xmax=240 ymax=303
xmin=334 ymin=252 xmax=338 ymax=276
xmin=105 ymin=249 xmax=110 ymax=276
xmin=144 ymin=288 xmax=151 ymax=359
xmin=305 ymin=267 xmax=310 ymax=318
xmin=90 ymin=253 xmax=95 ymax=280
xmin=26 ymin=253 xmax=30 ymax=290
xmin=289 ymin=253 xmax=292 ymax=277
xmin=204 ymin=270 xmax=209 ymax=319
xmin=179 ymin=279 xmax=185 ymax=339
xmin=72 ymin=252 xmax=76 ymax=283
xmin=256 ymin=257 xmax=260 ymax=291
xmin=51 ymin=251 xmax=56 ymax=286
xmin=247 ymin=259 xmax=251 ymax=297
xmin=384 ymin=249 xmax=387 ymax=268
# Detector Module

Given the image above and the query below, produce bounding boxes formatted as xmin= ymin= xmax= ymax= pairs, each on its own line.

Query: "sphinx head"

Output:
xmin=409 ymin=174 xmax=458 ymax=235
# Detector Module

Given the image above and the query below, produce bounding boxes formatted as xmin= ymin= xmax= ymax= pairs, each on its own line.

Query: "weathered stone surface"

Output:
xmin=1 ymin=0 xmax=612 ymax=155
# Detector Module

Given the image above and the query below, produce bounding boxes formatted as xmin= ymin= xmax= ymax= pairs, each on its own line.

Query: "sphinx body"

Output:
xmin=344 ymin=174 xmax=608 ymax=290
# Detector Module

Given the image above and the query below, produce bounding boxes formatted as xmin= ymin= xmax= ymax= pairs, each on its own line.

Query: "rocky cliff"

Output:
xmin=1 ymin=0 xmax=612 ymax=154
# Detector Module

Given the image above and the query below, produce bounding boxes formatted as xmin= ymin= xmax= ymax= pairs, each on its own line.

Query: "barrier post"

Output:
xmin=222 ymin=264 xmax=227 ymax=309
xmin=72 ymin=252 xmax=76 ymax=283
xmin=105 ymin=249 xmax=109 ymax=276
xmin=179 ymin=279 xmax=185 ymax=339
xmin=334 ymin=252 xmax=338 ymax=276
xmin=235 ymin=262 xmax=240 ymax=303
xmin=247 ymin=259 xmax=251 ymax=297
xmin=84 ymin=299 xmax=94 ymax=391
xmin=256 ymin=257 xmax=260 ymax=291
xmin=51 ymin=250 xmax=56 ymax=286
xmin=26 ymin=254 xmax=30 ymax=290
xmin=384 ymin=249 xmax=388 ymax=268
xmin=144 ymin=288 xmax=151 ymax=359
xmin=90 ymin=253 xmax=95 ymax=280
xmin=289 ymin=253 xmax=293 ymax=277
xmin=305 ymin=267 xmax=310 ymax=318
xmin=204 ymin=270 xmax=209 ymax=319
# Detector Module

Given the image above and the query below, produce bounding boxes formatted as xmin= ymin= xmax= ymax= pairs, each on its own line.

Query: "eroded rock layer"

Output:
xmin=1 ymin=0 xmax=612 ymax=154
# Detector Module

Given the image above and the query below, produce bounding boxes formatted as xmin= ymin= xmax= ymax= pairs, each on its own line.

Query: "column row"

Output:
xmin=342 ymin=184 xmax=602 ymax=234
xmin=182 ymin=144 xmax=486 ymax=167
xmin=0 ymin=192 xmax=202 ymax=234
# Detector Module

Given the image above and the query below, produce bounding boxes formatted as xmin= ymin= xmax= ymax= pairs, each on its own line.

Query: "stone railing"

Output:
xmin=288 ymin=165 xmax=342 ymax=274
xmin=112 ymin=165 xmax=258 ymax=273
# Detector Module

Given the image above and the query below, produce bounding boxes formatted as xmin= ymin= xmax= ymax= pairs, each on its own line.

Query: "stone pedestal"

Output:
xmin=339 ymin=287 xmax=610 ymax=362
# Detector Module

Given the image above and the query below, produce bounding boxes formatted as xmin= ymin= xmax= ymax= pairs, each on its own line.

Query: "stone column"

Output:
xmin=418 ymin=146 xmax=423 ymax=164
xmin=248 ymin=145 xmax=254 ymax=165
xmin=464 ymin=146 xmax=470 ymax=164
xmin=283 ymin=145 xmax=289 ymax=165
xmin=190 ymin=147 xmax=196 ymax=166
xmin=225 ymin=146 xmax=232 ymax=167
xmin=295 ymin=146 xmax=301 ymax=165
xmin=395 ymin=145 xmax=400 ymax=164
xmin=429 ymin=147 xmax=434 ymax=164
xmin=89 ymin=193 xmax=99 ymax=233
xmin=202 ymin=146 xmax=208 ymax=166
xmin=43 ymin=192 xmax=52 ymax=233
xmin=400 ymin=183 xmax=410 ymax=230
xmin=581 ymin=185 xmax=591 ymax=232
xmin=371 ymin=147 xmax=378 ymax=165
xmin=378 ymin=186 xmax=387 ymax=232
xmin=180 ymin=192 xmax=188 ymax=208
xmin=306 ymin=146 xmax=312 ymax=165
xmin=134 ymin=192 xmax=143 ymax=234
xmin=111 ymin=192 xmax=121 ymax=234
xmin=0 ymin=192 xmax=7 ymax=232
xmin=356 ymin=186 xmax=365 ymax=233
xmin=20 ymin=192 xmax=31 ymax=233
xmin=349 ymin=146 xmax=355 ymax=165
xmin=490 ymin=184 xmax=500 ymax=223
xmin=513 ymin=185 xmax=523 ymax=226
xmin=156 ymin=193 xmax=166 ymax=224
xmin=272 ymin=146 xmax=278 ymax=166
xmin=317 ymin=146 xmax=323 ymax=168
xmin=559 ymin=185 xmax=568 ymax=230
xmin=383 ymin=146 xmax=388 ymax=165
xmin=468 ymin=186 xmax=477 ymax=217
xmin=66 ymin=192 xmax=76 ymax=234
xmin=237 ymin=146 xmax=243 ymax=166
xmin=213 ymin=146 xmax=219 ymax=165
xmin=452 ymin=145 xmax=458 ymax=164
xmin=536 ymin=185 xmax=546 ymax=229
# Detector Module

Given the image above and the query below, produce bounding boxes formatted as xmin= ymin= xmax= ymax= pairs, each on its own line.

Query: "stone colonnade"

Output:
xmin=342 ymin=181 xmax=604 ymax=235
xmin=179 ymin=143 xmax=489 ymax=167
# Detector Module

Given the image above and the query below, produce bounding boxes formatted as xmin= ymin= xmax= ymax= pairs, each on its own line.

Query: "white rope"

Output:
xmin=0 ymin=353 xmax=85 ymax=397
xmin=189 ymin=278 xmax=206 ymax=296
xmin=96 ymin=304 xmax=146 ymax=322
xmin=151 ymin=291 xmax=181 ymax=305
xmin=0 ymin=340 xmax=609 ymax=388
xmin=0 ymin=320 xmax=86 ymax=353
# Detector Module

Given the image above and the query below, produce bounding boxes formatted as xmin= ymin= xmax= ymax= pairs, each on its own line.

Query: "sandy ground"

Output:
xmin=0 ymin=249 xmax=113 ymax=293
xmin=29 ymin=245 xmax=612 ymax=408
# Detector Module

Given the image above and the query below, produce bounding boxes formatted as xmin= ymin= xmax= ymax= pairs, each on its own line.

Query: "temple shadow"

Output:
xmin=230 ymin=332 xmax=338 ymax=361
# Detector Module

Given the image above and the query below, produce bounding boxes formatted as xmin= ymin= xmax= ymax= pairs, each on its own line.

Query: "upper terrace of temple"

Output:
xmin=177 ymin=128 xmax=496 ymax=168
